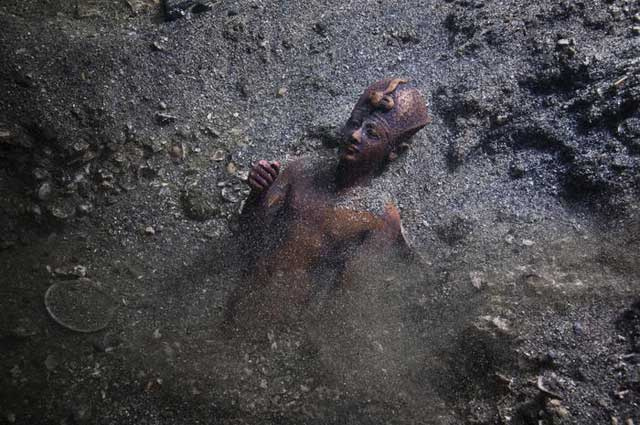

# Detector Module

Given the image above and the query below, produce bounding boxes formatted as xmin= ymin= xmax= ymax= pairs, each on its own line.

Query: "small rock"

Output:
xmin=509 ymin=162 xmax=526 ymax=179
xmin=546 ymin=398 xmax=569 ymax=418
xmin=221 ymin=187 xmax=239 ymax=203
xmin=556 ymin=38 xmax=572 ymax=47
xmin=181 ymin=189 xmax=218 ymax=221
xmin=37 ymin=181 xmax=53 ymax=201
xmin=76 ymin=204 xmax=93 ymax=216
xmin=312 ymin=22 xmax=328 ymax=36
xmin=572 ymin=321 xmax=584 ymax=336
xmin=202 ymin=126 xmax=220 ymax=138
xmin=45 ymin=354 xmax=59 ymax=371
xmin=33 ymin=168 xmax=49 ymax=180
xmin=144 ymin=226 xmax=155 ymax=235
xmin=494 ymin=114 xmax=509 ymax=126
xmin=151 ymin=41 xmax=166 ymax=51
xmin=169 ymin=144 xmax=183 ymax=159
xmin=469 ymin=271 xmax=483 ymax=289
xmin=158 ymin=101 xmax=168 ymax=110
xmin=0 ymin=129 xmax=12 ymax=143
xmin=276 ymin=87 xmax=287 ymax=97
xmin=522 ymin=239 xmax=535 ymax=247
xmin=153 ymin=328 xmax=162 ymax=339
xmin=53 ymin=265 xmax=87 ymax=279
xmin=156 ymin=112 xmax=177 ymax=125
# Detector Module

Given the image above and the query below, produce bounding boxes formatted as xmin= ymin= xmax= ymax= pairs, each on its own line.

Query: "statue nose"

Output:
xmin=350 ymin=128 xmax=362 ymax=144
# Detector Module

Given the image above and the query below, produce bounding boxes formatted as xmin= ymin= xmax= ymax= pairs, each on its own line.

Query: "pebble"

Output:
xmin=277 ymin=87 xmax=287 ymax=97
xmin=76 ymin=204 xmax=93 ymax=216
xmin=153 ymin=328 xmax=162 ymax=339
xmin=226 ymin=162 xmax=237 ymax=175
xmin=158 ymin=101 xmax=168 ymax=110
xmin=546 ymin=398 xmax=569 ymax=417
xmin=144 ymin=226 xmax=155 ymax=235
xmin=0 ymin=129 xmax=12 ymax=143
xmin=37 ymin=181 xmax=52 ymax=201
xmin=33 ymin=168 xmax=49 ymax=180
xmin=45 ymin=354 xmax=59 ymax=371
xmin=469 ymin=271 xmax=483 ymax=289
xmin=156 ymin=112 xmax=177 ymax=125
xmin=521 ymin=239 xmax=535 ymax=246
xmin=572 ymin=321 xmax=584 ymax=336
xmin=169 ymin=144 xmax=183 ymax=159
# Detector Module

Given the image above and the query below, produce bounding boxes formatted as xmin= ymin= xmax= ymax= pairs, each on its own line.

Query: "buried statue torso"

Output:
xmin=226 ymin=157 xmax=408 ymax=330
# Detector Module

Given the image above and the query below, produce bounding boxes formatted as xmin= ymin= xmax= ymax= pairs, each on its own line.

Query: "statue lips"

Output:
xmin=341 ymin=143 xmax=360 ymax=160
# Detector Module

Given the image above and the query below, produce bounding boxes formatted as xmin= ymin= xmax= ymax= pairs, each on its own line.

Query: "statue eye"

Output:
xmin=365 ymin=124 xmax=379 ymax=139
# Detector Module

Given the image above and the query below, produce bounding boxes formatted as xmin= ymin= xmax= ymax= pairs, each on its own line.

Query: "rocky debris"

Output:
xmin=448 ymin=315 xmax=519 ymax=401
xmin=435 ymin=214 xmax=473 ymax=245
xmin=92 ymin=333 xmax=123 ymax=353
xmin=52 ymin=264 xmax=88 ymax=279
xmin=384 ymin=25 xmax=421 ymax=46
xmin=181 ymin=188 xmax=219 ymax=221
xmin=306 ymin=122 xmax=341 ymax=148
xmin=156 ymin=112 xmax=178 ymax=125
xmin=617 ymin=299 xmax=640 ymax=352
xmin=163 ymin=0 xmax=212 ymax=21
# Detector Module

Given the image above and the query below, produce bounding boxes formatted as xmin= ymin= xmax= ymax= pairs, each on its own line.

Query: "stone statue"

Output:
xmin=225 ymin=78 xmax=430 ymax=332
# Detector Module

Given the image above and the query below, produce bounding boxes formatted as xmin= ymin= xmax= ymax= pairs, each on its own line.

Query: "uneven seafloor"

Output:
xmin=1 ymin=0 xmax=639 ymax=424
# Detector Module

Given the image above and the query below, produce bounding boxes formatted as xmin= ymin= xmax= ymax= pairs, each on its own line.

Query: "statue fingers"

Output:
xmin=249 ymin=172 xmax=270 ymax=189
xmin=269 ymin=161 xmax=281 ymax=175
xmin=248 ymin=176 xmax=267 ymax=192
xmin=253 ymin=165 xmax=275 ymax=184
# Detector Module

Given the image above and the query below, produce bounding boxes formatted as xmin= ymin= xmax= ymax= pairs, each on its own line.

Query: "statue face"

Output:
xmin=340 ymin=109 xmax=393 ymax=169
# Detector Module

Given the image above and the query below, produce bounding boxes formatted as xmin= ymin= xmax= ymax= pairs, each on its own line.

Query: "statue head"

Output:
xmin=340 ymin=78 xmax=429 ymax=169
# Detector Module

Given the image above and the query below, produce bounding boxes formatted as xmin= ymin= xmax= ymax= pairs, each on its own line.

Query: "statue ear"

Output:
xmin=389 ymin=142 xmax=410 ymax=161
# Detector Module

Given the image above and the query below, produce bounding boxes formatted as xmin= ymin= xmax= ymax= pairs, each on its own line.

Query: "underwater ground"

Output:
xmin=1 ymin=0 xmax=639 ymax=423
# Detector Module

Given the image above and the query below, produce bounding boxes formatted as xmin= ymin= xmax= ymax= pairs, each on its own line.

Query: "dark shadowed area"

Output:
xmin=1 ymin=0 xmax=639 ymax=424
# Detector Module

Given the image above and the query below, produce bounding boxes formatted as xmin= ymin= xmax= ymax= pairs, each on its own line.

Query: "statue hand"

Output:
xmin=247 ymin=160 xmax=281 ymax=194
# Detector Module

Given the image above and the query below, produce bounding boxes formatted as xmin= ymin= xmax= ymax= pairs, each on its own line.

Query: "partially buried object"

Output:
xmin=45 ymin=279 xmax=117 ymax=333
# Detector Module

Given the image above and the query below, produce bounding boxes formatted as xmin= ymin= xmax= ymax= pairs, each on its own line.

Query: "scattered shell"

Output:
xmin=226 ymin=162 xmax=238 ymax=175
xmin=212 ymin=150 xmax=226 ymax=161
xmin=44 ymin=279 xmax=117 ymax=333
